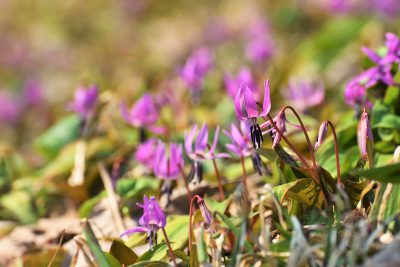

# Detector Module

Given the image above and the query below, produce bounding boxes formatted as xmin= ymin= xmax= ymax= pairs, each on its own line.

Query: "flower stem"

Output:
xmin=212 ymin=158 xmax=225 ymax=200
xmin=240 ymin=156 xmax=250 ymax=202
xmin=179 ymin=165 xmax=192 ymax=202
xmin=326 ymin=121 xmax=342 ymax=185
xmin=161 ymin=227 xmax=177 ymax=267
xmin=188 ymin=195 xmax=202 ymax=253
xmin=283 ymin=106 xmax=319 ymax=181
xmin=265 ymin=114 xmax=316 ymax=183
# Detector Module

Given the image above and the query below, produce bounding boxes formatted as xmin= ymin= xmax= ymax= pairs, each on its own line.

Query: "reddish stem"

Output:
xmin=240 ymin=155 xmax=250 ymax=202
xmin=179 ymin=165 xmax=192 ymax=202
xmin=265 ymin=113 xmax=317 ymax=183
xmin=161 ymin=227 xmax=177 ymax=266
xmin=326 ymin=121 xmax=342 ymax=185
xmin=212 ymin=158 xmax=225 ymax=200
xmin=283 ymin=106 xmax=319 ymax=182
xmin=188 ymin=195 xmax=202 ymax=253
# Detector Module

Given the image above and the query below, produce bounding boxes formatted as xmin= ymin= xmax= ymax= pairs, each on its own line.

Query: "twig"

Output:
xmin=161 ymin=227 xmax=177 ymax=266
xmin=47 ymin=229 xmax=65 ymax=267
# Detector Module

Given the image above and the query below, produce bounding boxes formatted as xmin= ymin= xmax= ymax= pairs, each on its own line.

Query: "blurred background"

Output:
xmin=1 ymin=0 xmax=399 ymax=147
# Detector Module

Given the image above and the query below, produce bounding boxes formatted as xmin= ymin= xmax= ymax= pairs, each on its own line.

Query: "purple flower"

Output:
xmin=261 ymin=110 xmax=302 ymax=148
xmin=179 ymin=47 xmax=214 ymax=92
xmin=153 ymin=141 xmax=184 ymax=180
xmin=223 ymin=122 xmax=252 ymax=157
xmin=224 ymin=68 xmax=258 ymax=99
xmin=282 ymin=79 xmax=325 ymax=112
xmin=235 ymin=80 xmax=271 ymax=149
xmin=315 ymin=122 xmax=328 ymax=150
xmin=344 ymin=80 xmax=373 ymax=109
xmin=135 ymin=138 xmax=158 ymax=169
xmin=357 ymin=108 xmax=374 ymax=160
xmin=370 ymin=0 xmax=400 ymax=18
xmin=185 ymin=123 xmax=229 ymax=184
xmin=23 ymin=79 xmax=42 ymax=107
xmin=121 ymin=93 xmax=164 ymax=134
xmin=0 ymin=91 xmax=20 ymax=124
xmin=120 ymin=196 xmax=166 ymax=247
xmin=245 ymin=19 xmax=274 ymax=64
xmin=197 ymin=197 xmax=214 ymax=230
xmin=69 ymin=85 xmax=98 ymax=118
xmin=185 ymin=123 xmax=229 ymax=161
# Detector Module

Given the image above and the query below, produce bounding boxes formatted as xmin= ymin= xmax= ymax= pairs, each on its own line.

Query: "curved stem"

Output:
xmin=188 ymin=195 xmax=202 ymax=253
xmin=161 ymin=227 xmax=177 ymax=266
xmin=240 ymin=155 xmax=250 ymax=202
xmin=179 ymin=164 xmax=192 ymax=202
xmin=283 ymin=106 xmax=319 ymax=181
xmin=326 ymin=121 xmax=342 ymax=185
xmin=212 ymin=158 xmax=225 ymax=200
xmin=265 ymin=114 xmax=317 ymax=184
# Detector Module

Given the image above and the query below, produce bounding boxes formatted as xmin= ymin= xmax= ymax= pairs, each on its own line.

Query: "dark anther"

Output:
xmin=188 ymin=161 xmax=203 ymax=185
xmin=250 ymin=123 xmax=264 ymax=149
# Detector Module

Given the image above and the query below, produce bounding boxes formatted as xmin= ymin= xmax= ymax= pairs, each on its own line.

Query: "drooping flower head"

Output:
xmin=135 ymin=138 xmax=158 ymax=169
xmin=120 ymin=196 xmax=166 ymax=247
xmin=224 ymin=68 xmax=258 ymax=99
xmin=69 ymin=84 xmax=98 ymax=119
xmin=283 ymin=79 xmax=325 ymax=112
xmin=315 ymin=122 xmax=328 ymax=150
xmin=261 ymin=109 xmax=302 ymax=148
xmin=357 ymin=108 xmax=374 ymax=160
xmin=153 ymin=141 xmax=184 ymax=180
xmin=179 ymin=47 xmax=214 ymax=93
xmin=235 ymin=80 xmax=271 ymax=149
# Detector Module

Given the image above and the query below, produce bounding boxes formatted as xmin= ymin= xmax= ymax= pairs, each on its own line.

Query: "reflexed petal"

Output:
xmin=361 ymin=46 xmax=381 ymax=64
xmin=184 ymin=124 xmax=198 ymax=155
xmin=120 ymin=227 xmax=148 ymax=237
xmin=259 ymin=80 xmax=271 ymax=117
xmin=195 ymin=123 xmax=209 ymax=152
xmin=209 ymin=126 xmax=220 ymax=155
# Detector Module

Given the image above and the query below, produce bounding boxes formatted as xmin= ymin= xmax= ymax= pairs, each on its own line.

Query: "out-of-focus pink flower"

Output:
xmin=153 ymin=141 xmax=184 ymax=180
xmin=224 ymin=68 xmax=258 ymax=99
xmin=282 ymin=79 xmax=325 ymax=112
xmin=23 ymin=79 xmax=43 ymax=107
xmin=120 ymin=196 xmax=166 ymax=248
xmin=370 ymin=0 xmax=400 ymax=18
xmin=121 ymin=93 xmax=164 ymax=134
xmin=135 ymin=138 xmax=158 ymax=169
xmin=0 ymin=91 xmax=20 ymax=124
xmin=69 ymin=85 xmax=98 ymax=118
xmin=357 ymin=108 xmax=374 ymax=160
xmin=179 ymin=47 xmax=214 ymax=92
xmin=245 ymin=19 xmax=274 ymax=64
xmin=185 ymin=123 xmax=229 ymax=161
xmin=223 ymin=122 xmax=252 ymax=157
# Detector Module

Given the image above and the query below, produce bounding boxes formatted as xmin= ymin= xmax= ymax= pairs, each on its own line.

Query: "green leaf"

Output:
xmin=196 ymin=227 xmax=208 ymax=264
xmin=79 ymin=191 xmax=106 ymax=218
xmin=109 ymin=239 xmax=138 ymax=265
xmin=369 ymin=183 xmax=400 ymax=221
xmin=0 ymin=190 xmax=38 ymax=224
xmin=81 ymin=219 xmax=112 ymax=267
xmin=34 ymin=115 xmax=80 ymax=158
xmin=137 ymin=243 xmax=168 ymax=262
xmin=205 ymin=196 xmax=230 ymax=214
xmin=352 ymin=163 xmax=400 ymax=183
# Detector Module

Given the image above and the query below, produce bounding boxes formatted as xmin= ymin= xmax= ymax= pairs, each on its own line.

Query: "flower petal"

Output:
xmin=120 ymin=227 xmax=148 ymax=237
xmin=259 ymin=80 xmax=271 ymax=117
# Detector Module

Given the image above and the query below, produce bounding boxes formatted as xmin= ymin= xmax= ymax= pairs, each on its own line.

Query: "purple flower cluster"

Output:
xmin=245 ymin=19 xmax=274 ymax=64
xmin=344 ymin=33 xmax=400 ymax=109
xmin=69 ymin=84 xmax=98 ymax=119
xmin=282 ymin=79 xmax=325 ymax=112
